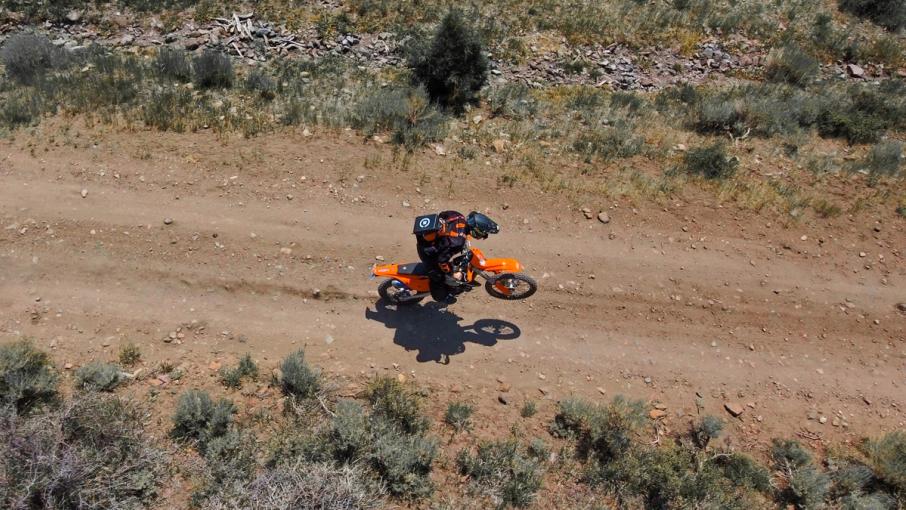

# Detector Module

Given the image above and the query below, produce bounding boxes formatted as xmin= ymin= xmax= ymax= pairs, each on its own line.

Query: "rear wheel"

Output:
xmin=485 ymin=273 xmax=537 ymax=300
xmin=378 ymin=279 xmax=425 ymax=305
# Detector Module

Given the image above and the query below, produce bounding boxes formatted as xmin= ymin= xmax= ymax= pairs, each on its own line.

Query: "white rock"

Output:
xmin=846 ymin=64 xmax=865 ymax=78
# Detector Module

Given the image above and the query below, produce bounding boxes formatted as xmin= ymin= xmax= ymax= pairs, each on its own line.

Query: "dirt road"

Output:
xmin=2 ymin=125 xmax=904 ymax=447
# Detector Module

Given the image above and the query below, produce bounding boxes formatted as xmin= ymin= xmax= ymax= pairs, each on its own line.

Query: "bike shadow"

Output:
xmin=364 ymin=299 xmax=521 ymax=364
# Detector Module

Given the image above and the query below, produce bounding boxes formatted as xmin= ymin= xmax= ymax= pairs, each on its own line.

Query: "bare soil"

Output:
xmin=1 ymin=120 xmax=904 ymax=459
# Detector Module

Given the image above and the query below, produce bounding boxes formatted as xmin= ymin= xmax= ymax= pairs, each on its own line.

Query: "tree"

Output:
xmin=411 ymin=10 xmax=488 ymax=113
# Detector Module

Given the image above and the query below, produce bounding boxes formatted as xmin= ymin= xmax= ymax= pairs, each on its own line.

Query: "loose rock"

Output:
xmin=846 ymin=64 xmax=865 ymax=78
xmin=597 ymin=212 xmax=611 ymax=224
xmin=649 ymin=409 xmax=667 ymax=419
xmin=724 ymin=402 xmax=744 ymax=417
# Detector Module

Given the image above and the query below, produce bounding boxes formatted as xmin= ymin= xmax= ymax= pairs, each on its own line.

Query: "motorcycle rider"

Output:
xmin=416 ymin=210 xmax=499 ymax=303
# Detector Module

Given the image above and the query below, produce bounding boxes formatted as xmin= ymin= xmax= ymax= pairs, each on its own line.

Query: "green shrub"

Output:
xmin=330 ymin=399 xmax=370 ymax=462
xmin=193 ymin=50 xmax=233 ymax=89
xmin=568 ymin=87 xmax=608 ymax=110
xmin=171 ymin=389 xmax=235 ymax=450
xmin=487 ymin=83 xmax=537 ymax=119
xmin=75 ymin=361 xmax=122 ymax=392
xmin=864 ymin=141 xmax=903 ymax=177
xmin=610 ymin=91 xmax=646 ymax=116
xmin=143 ymin=87 xmax=195 ymax=132
xmin=520 ymin=400 xmax=537 ymax=418
xmin=773 ymin=439 xmax=831 ymax=509
xmin=817 ymin=108 xmax=885 ymax=144
xmin=219 ymin=366 xmax=243 ymax=389
xmin=551 ymin=396 xmax=646 ymax=464
xmin=154 ymin=46 xmax=192 ymax=82
xmin=279 ymin=349 xmax=320 ymax=400
xmin=765 ymin=44 xmax=820 ymax=87
xmin=864 ymin=431 xmax=906 ymax=494
xmin=690 ymin=85 xmax=812 ymax=138
xmin=410 ymin=9 xmax=488 ymax=112
xmin=572 ymin=119 xmax=644 ymax=162
xmin=244 ymin=69 xmax=276 ymax=100
xmin=688 ymin=82 xmax=905 ymax=144
xmin=189 ymin=426 xmax=258 ymax=505
xmin=366 ymin=376 xmax=428 ymax=435
xmin=681 ymin=143 xmax=738 ymax=180
xmin=692 ymin=94 xmax=745 ymax=135
xmin=811 ymin=13 xmax=850 ymax=57
xmin=692 ymin=415 xmax=723 ymax=449
xmin=200 ymin=429 xmax=256 ymax=485
xmin=0 ymin=340 xmax=58 ymax=413
xmin=237 ymin=353 xmax=258 ymax=377
xmin=219 ymin=353 xmax=258 ymax=389
xmin=527 ymin=438 xmax=550 ymax=462
xmin=444 ymin=401 xmax=474 ymax=433
xmin=550 ymin=397 xmax=596 ymax=438
xmin=458 ymin=438 xmax=544 ymax=508
xmin=837 ymin=492 xmax=896 ymax=509
xmin=717 ymin=453 xmax=772 ymax=493
xmin=267 ymin=426 xmax=334 ymax=467
xmin=1 ymin=89 xmax=45 ymax=130
xmin=839 ymin=0 xmax=906 ymax=31
xmin=817 ymin=84 xmax=906 ymax=144
xmin=1 ymin=393 xmax=166 ymax=508
xmin=59 ymin=50 xmax=143 ymax=115
xmin=585 ymin=396 xmax=647 ymax=461
xmin=118 ymin=343 xmax=141 ymax=366
xmin=590 ymin=444 xmax=761 ymax=509
xmin=859 ymin=34 xmax=905 ymax=67
xmin=812 ymin=198 xmax=843 ymax=218
xmin=1 ymin=32 xmax=67 ymax=85
xmin=352 ymin=86 xmax=448 ymax=151
xmin=831 ymin=463 xmax=875 ymax=497
xmin=370 ymin=420 xmax=438 ymax=499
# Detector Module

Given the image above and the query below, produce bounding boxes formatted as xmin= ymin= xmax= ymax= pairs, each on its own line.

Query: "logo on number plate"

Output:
xmin=419 ymin=218 xmax=430 ymax=228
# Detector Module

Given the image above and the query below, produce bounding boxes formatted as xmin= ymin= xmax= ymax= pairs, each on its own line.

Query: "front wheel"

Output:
xmin=378 ymin=279 xmax=425 ymax=306
xmin=485 ymin=273 xmax=537 ymax=300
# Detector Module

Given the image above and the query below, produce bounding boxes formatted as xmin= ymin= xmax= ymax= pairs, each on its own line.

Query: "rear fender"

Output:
xmin=372 ymin=264 xmax=430 ymax=292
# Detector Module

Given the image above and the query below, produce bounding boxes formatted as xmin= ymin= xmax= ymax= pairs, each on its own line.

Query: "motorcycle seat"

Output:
xmin=396 ymin=262 xmax=431 ymax=275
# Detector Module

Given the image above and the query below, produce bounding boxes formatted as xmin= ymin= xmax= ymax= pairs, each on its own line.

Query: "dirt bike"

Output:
xmin=371 ymin=247 xmax=537 ymax=305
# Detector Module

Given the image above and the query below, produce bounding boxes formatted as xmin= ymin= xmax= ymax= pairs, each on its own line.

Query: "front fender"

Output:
xmin=476 ymin=258 xmax=524 ymax=274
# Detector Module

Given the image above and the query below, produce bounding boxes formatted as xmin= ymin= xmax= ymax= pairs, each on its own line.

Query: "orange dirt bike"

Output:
xmin=371 ymin=247 xmax=537 ymax=305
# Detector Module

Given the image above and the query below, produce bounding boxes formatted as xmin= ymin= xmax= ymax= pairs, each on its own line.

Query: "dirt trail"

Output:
xmin=1 ymin=126 xmax=904 ymax=448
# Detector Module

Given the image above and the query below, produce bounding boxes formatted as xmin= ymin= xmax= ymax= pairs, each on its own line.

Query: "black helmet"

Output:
xmin=466 ymin=211 xmax=499 ymax=239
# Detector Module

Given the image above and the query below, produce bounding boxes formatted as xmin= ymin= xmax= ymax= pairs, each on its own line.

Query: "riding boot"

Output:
xmin=429 ymin=278 xmax=449 ymax=303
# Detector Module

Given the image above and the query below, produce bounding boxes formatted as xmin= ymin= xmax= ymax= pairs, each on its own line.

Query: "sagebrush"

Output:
xmin=0 ymin=339 xmax=58 ymax=413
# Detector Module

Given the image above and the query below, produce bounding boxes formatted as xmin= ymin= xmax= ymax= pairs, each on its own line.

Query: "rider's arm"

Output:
xmin=435 ymin=236 xmax=467 ymax=272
